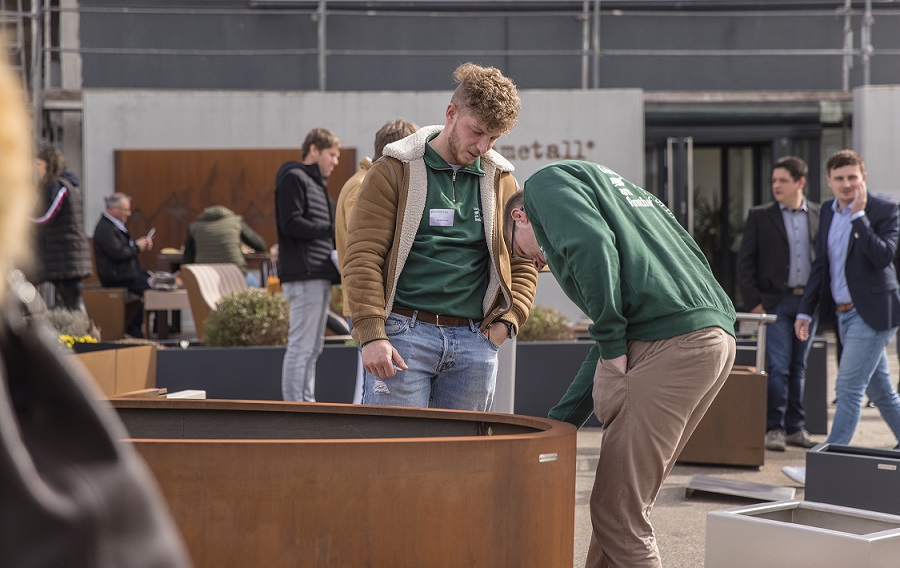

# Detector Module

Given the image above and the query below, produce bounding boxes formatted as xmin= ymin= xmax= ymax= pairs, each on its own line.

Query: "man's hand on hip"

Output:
xmin=361 ymin=339 xmax=408 ymax=379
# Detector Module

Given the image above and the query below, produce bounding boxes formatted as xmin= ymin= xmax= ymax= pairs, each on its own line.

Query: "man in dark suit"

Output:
xmin=796 ymin=149 xmax=900 ymax=447
xmin=93 ymin=193 xmax=153 ymax=337
xmin=738 ymin=156 xmax=821 ymax=451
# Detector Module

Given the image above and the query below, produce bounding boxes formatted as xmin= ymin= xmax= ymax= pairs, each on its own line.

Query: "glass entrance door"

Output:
xmin=650 ymin=141 xmax=764 ymax=302
xmin=691 ymin=145 xmax=763 ymax=302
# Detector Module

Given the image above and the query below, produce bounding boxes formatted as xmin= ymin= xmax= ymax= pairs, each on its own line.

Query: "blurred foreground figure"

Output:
xmin=0 ymin=55 xmax=192 ymax=567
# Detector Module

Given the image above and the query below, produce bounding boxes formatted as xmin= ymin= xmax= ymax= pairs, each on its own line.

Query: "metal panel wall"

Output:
xmin=81 ymin=88 xmax=645 ymax=231
xmin=854 ymin=85 xmax=900 ymax=203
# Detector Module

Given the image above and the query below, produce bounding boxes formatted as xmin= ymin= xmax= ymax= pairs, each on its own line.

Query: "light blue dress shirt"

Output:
xmin=779 ymin=200 xmax=811 ymax=288
xmin=797 ymin=199 xmax=865 ymax=322
xmin=827 ymin=200 xmax=865 ymax=306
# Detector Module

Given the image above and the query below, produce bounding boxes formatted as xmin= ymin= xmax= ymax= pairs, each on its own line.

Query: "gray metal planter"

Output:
xmin=706 ymin=500 xmax=900 ymax=568
xmin=806 ymin=443 xmax=900 ymax=515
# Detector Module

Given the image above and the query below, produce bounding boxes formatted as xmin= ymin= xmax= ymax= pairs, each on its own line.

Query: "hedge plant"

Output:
xmin=204 ymin=288 xmax=289 ymax=347
xmin=516 ymin=304 xmax=575 ymax=342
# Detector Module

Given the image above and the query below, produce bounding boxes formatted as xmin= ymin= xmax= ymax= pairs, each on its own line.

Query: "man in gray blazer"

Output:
xmin=737 ymin=156 xmax=821 ymax=451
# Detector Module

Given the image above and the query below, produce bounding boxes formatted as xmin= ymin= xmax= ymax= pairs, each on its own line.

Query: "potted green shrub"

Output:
xmin=516 ymin=304 xmax=575 ymax=342
xmin=204 ymin=288 xmax=289 ymax=347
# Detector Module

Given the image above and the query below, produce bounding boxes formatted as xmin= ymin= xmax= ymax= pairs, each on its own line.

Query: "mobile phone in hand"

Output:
xmin=146 ymin=227 xmax=156 ymax=239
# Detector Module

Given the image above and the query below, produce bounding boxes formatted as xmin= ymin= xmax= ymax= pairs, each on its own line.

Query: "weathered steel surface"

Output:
xmin=113 ymin=400 xmax=576 ymax=568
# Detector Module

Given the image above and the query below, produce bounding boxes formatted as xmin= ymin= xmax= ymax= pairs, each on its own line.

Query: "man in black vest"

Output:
xmin=275 ymin=128 xmax=342 ymax=402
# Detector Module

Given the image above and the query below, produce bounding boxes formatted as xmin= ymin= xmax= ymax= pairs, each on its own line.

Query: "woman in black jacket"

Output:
xmin=32 ymin=140 xmax=92 ymax=311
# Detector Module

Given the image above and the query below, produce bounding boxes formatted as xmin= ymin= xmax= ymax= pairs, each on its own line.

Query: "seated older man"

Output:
xmin=93 ymin=192 xmax=153 ymax=337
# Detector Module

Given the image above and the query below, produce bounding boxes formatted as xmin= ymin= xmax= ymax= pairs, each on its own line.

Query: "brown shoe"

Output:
xmin=785 ymin=430 xmax=818 ymax=449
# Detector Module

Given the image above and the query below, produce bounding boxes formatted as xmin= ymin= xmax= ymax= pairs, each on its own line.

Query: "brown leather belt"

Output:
xmin=393 ymin=307 xmax=470 ymax=327
xmin=836 ymin=303 xmax=854 ymax=313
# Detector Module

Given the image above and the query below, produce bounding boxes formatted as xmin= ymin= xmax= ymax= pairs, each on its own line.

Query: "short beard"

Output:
xmin=446 ymin=123 xmax=476 ymax=167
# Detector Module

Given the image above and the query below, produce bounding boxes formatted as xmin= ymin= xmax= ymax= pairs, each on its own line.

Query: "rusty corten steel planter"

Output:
xmin=111 ymin=400 xmax=577 ymax=568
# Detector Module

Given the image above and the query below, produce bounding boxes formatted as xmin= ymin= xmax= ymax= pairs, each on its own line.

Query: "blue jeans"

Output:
xmin=765 ymin=294 xmax=817 ymax=434
xmin=346 ymin=316 xmax=364 ymax=404
xmin=281 ymin=279 xmax=331 ymax=402
xmin=362 ymin=311 xmax=498 ymax=410
xmin=827 ymin=307 xmax=900 ymax=445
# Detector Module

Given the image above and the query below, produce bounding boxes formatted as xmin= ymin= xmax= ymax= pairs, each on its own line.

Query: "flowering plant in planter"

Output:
xmin=59 ymin=334 xmax=99 ymax=349
xmin=31 ymin=307 xmax=101 ymax=350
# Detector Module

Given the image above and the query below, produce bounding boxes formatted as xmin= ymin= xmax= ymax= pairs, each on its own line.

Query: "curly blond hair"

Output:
xmin=0 ymin=56 xmax=36 ymax=301
xmin=450 ymin=62 xmax=520 ymax=134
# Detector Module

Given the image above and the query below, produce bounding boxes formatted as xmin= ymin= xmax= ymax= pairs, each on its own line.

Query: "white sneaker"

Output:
xmin=781 ymin=466 xmax=806 ymax=486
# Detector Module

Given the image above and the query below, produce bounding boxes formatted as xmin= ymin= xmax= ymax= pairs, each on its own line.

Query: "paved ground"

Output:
xmin=169 ymin=311 xmax=897 ymax=566
xmin=571 ymin=331 xmax=900 ymax=567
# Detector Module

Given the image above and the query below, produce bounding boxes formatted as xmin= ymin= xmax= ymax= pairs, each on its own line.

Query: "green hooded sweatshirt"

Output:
xmin=523 ymin=160 xmax=735 ymax=427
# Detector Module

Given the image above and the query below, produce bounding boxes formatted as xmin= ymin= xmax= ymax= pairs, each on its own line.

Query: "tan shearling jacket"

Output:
xmin=342 ymin=125 xmax=538 ymax=346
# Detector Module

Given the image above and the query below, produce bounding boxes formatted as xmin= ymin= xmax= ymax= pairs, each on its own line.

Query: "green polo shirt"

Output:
xmin=393 ymin=136 xmax=489 ymax=319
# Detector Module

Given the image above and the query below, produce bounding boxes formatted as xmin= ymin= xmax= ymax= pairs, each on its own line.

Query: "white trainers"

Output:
xmin=781 ymin=465 xmax=806 ymax=485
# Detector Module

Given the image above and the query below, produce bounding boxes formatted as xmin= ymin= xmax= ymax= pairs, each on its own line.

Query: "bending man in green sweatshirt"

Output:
xmin=505 ymin=160 xmax=736 ymax=568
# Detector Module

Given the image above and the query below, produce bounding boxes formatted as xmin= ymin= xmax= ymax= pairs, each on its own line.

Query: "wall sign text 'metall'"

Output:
xmin=496 ymin=139 xmax=596 ymax=162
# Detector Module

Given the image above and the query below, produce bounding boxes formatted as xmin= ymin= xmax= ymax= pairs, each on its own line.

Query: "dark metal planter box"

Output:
xmin=806 ymin=443 xmax=900 ymax=516
xmin=155 ymin=344 xmax=357 ymax=402
xmin=678 ymin=365 xmax=766 ymax=467
xmin=514 ymin=341 xmax=601 ymax=427
xmin=735 ymin=337 xmax=828 ymax=435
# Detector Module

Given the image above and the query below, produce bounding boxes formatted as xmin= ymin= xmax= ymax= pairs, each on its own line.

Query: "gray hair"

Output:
xmin=104 ymin=192 xmax=131 ymax=211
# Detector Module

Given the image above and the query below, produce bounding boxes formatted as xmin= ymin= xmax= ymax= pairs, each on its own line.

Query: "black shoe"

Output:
xmin=125 ymin=326 xmax=144 ymax=339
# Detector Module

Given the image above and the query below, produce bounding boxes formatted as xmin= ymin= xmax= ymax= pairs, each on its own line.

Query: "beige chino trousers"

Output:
xmin=585 ymin=326 xmax=736 ymax=568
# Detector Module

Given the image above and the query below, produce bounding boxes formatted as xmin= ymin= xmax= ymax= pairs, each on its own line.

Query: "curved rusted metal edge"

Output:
xmin=110 ymin=398 xmax=577 ymax=444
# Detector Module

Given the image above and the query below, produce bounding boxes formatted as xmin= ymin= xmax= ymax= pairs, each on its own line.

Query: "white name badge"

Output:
xmin=429 ymin=208 xmax=455 ymax=227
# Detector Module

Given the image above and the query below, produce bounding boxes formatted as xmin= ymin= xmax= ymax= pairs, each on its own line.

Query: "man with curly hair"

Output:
xmin=342 ymin=62 xmax=537 ymax=411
